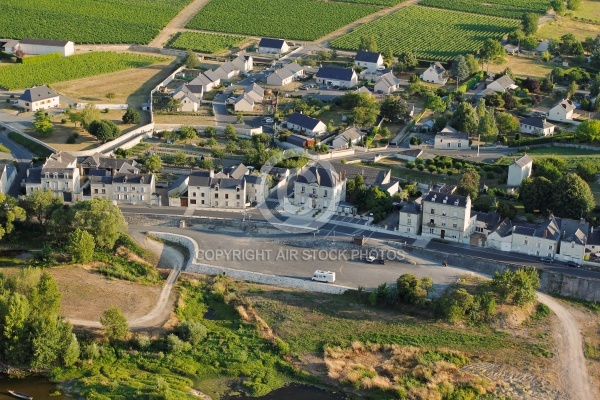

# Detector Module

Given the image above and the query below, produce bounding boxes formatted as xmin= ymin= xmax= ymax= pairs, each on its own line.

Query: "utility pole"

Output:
xmin=477 ymin=134 xmax=480 ymax=157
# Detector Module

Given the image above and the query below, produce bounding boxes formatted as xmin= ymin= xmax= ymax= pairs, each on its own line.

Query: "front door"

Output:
xmin=440 ymin=229 xmax=445 ymax=239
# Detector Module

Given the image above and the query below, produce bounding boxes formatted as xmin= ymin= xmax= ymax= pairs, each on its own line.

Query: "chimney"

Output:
xmin=580 ymin=218 xmax=585 ymax=225
xmin=549 ymin=212 xmax=554 ymax=220
xmin=592 ymin=226 xmax=595 ymax=233
xmin=562 ymin=230 xmax=566 ymax=238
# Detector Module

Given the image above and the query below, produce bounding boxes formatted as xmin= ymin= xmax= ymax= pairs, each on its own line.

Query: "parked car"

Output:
xmin=566 ymin=261 xmax=581 ymax=268
xmin=226 ymin=97 xmax=236 ymax=104
xmin=262 ymin=117 xmax=274 ymax=123
xmin=300 ymin=85 xmax=309 ymax=90
xmin=365 ymin=255 xmax=376 ymax=263
xmin=540 ymin=256 xmax=554 ymax=263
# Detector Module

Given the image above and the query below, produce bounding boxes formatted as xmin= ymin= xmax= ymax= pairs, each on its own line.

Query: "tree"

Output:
xmin=173 ymin=151 xmax=187 ymax=166
xmin=80 ymin=103 xmax=100 ymax=129
xmin=476 ymin=99 xmax=486 ymax=118
xmin=226 ymin=140 xmax=238 ymax=154
xmin=185 ymin=49 xmax=199 ymax=68
xmin=561 ymin=33 xmax=584 ymax=55
xmin=224 ymin=124 xmax=236 ymax=139
xmin=197 ymin=157 xmax=214 ymax=170
xmin=465 ymin=54 xmax=479 ymax=74
xmin=20 ymin=189 xmax=61 ymax=227
xmin=553 ymin=173 xmax=595 ymax=218
xmin=212 ymin=148 xmax=225 ymax=159
xmin=567 ymin=0 xmax=581 ymax=10
xmin=67 ymin=228 xmax=95 ymax=263
xmin=567 ymin=80 xmax=578 ymax=98
xmin=502 ymin=92 xmax=516 ymax=110
xmin=457 ymin=168 xmax=480 ymax=200
xmin=396 ymin=51 xmax=418 ymax=72
xmin=358 ymin=35 xmax=377 ymax=52
xmin=522 ymin=13 xmax=538 ymax=36
xmin=424 ymin=93 xmax=446 ymax=113
xmin=551 ymin=0 xmax=566 ymax=14
xmin=450 ymin=55 xmax=470 ymax=89
xmin=519 ymin=176 xmax=554 ymax=212
xmin=478 ymin=108 xmax=499 ymax=142
xmin=383 ymin=47 xmax=395 ymax=65
xmin=590 ymin=75 xmax=600 ymax=98
xmin=533 ymin=156 xmax=566 ymax=181
xmin=576 ymin=160 xmax=600 ymax=182
xmin=380 ymin=95 xmax=410 ymax=122
xmin=167 ymin=97 xmax=181 ymax=112
xmin=145 ymin=155 xmax=162 ymax=173
xmin=491 ymin=268 xmax=539 ymax=306
xmin=575 ymin=120 xmax=600 ymax=143
xmin=3 ymin=293 xmax=31 ymax=363
xmin=122 ymin=107 xmax=140 ymax=124
xmin=522 ymin=77 xmax=540 ymax=93
xmin=496 ymin=112 xmax=519 ymax=134
xmin=67 ymin=110 xmax=82 ymax=127
xmin=451 ymin=102 xmax=478 ymax=134
xmin=88 ymin=119 xmax=121 ymax=142
xmin=179 ymin=321 xmax=208 ymax=345
xmin=395 ymin=274 xmax=432 ymax=306
xmin=63 ymin=334 xmax=80 ymax=367
xmin=204 ymin=126 xmax=216 ymax=138
xmin=365 ymin=186 xmax=392 ymax=223
xmin=179 ymin=125 xmax=197 ymax=143
xmin=0 ymin=193 xmax=25 ymax=241
xmin=72 ymin=199 xmax=127 ymax=249
xmin=479 ymin=39 xmax=505 ymax=71
xmin=100 ymin=306 xmax=129 ymax=342
xmin=33 ymin=110 xmax=54 ymax=137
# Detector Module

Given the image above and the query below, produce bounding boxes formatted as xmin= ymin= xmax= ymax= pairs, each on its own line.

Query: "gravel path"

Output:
xmin=149 ymin=0 xmax=214 ymax=48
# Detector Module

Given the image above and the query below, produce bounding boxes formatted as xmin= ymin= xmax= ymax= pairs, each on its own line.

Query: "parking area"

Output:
xmin=331 ymin=214 xmax=370 ymax=225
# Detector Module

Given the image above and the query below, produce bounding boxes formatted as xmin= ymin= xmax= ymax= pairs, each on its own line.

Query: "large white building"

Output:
xmin=12 ymin=38 xmax=74 ymax=57
xmin=285 ymin=112 xmax=327 ymax=136
xmin=434 ymin=127 xmax=469 ymax=150
xmin=315 ymin=67 xmax=358 ymax=88
xmin=420 ymin=191 xmax=473 ymax=242
xmin=18 ymin=85 xmax=60 ymax=112
xmin=90 ymin=173 xmax=155 ymax=205
xmin=293 ymin=166 xmax=345 ymax=210
xmin=257 ymin=38 xmax=289 ymax=54
xmin=420 ymin=62 xmax=448 ymax=85
xmin=548 ymin=99 xmax=576 ymax=122
xmin=266 ymin=62 xmax=304 ymax=86
xmin=507 ymin=154 xmax=532 ymax=187
xmin=519 ymin=117 xmax=555 ymax=137
xmin=354 ymin=51 xmax=384 ymax=72
xmin=25 ymin=152 xmax=81 ymax=202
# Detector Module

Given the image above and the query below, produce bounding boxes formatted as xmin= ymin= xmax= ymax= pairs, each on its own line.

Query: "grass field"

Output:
xmin=331 ymin=6 xmax=520 ymax=61
xmin=186 ymin=0 xmax=381 ymax=41
xmin=419 ymin=0 xmax=550 ymax=19
xmin=168 ymin=32 xmax=249 ymax=54
xmin=536 ymin=16 xmax=600 ymax=41
xmin=0 ymin=52 xmax=168 ymax=90
xmin=488 ymin=55 xmax=553 ymax=78
xmin=0 ymin=0 xmax=192 ymax=44
xmin=569 ymin=0 xmax=600 ymax=23
xmin=524 ymin=147 xmax=600 ymax=157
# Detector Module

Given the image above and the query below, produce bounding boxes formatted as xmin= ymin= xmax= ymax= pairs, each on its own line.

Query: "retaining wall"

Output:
xmin=0 ymin=122 xmax=57 ymax=153
xmin=69 ymin=123 xmax=153 ymax=157
xmin=148 ymin=230 xmax=351 ymax=294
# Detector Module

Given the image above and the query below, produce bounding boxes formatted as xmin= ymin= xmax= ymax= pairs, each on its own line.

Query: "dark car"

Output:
xmin=566 ymin=261 xmax=581 ymax=268
xmin=540 ymin=256 xmax=554 ymax=263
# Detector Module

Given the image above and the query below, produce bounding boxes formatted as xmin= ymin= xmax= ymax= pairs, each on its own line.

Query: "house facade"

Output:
xmin=285 ymin=112 xmax=327 ymax=136
xmin=267 ymin=62 xmax=304 ymax=86
xmin=292 ymin=166 xmax=345 ymax=210
xmin=258 ymin=38 xmax=289 ymax=54
xmin=420 ymin=191 xmax=472 ymax=243
xmin=398 ymin=198 xmax=422 ymax=236
xmin=420 ymin=62 xmax=448 ymax=85
xmin=25 ymin=152 xmax=80 ymax=202
xmin=434 ymin=128 xmax=469 ymax=150
xmin=486 ymin=75 xmax=518 ymax=93
xmin=18 ymin=85 xmax=60 ymax=112
xmin=315 ymin=67 xmax=358 ymax=88
xmin=190 ymin=72 xmax=220 ymax=93
xmin=172 ymin=84 xmax=201 ymax=112
xmin=0 ymin=164 xmax=16 ymax=194
xmin=374 ymin=72 xmax=400 ymax=94
xmin=330 ymin=127 xmax=364 ymax=149
xmin=234 ymin=94 xmax=255 ymax=112
xmin=90 ymin=173 xmax=155 ymax=205
xmin=557 ymin=218 xmax=588 ymax=264
xmin=549 ymin=99 xmax=575 ymax=122
xmin=507 ymin=154 xmax=533 ymax=187
xmin=510 ymin=218 xmax=560 ymax=258
xmin=16 ymin=38 xmax=74 ymax=57
xmin=187 ymin=170 xmax=247 ymax=209
xmin=519 ymin=117 xmax=555 ymax=136
xmin=354 ymin=51 xmax=384 ymax=72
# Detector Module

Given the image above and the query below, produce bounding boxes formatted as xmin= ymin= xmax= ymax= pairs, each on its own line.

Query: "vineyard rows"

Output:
xmin=168 ymin=32 xmax=248 ymax=54
xmin=186 ymin=0 xmax=380 ymax=41
xmin=333 ymin=0 xmax=406 ymax=6
xmin=0 ymin=0 xmax=192 ymax=44
xmin=419 ymin=0 xmax=551 ymax=19
xmin=0 ymin=52 xmax=167 ymax=90
xmin=331 ymin=6 xmax=520 ymax=61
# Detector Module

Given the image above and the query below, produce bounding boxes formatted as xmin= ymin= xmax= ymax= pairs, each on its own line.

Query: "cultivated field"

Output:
xmin=419 ymin=0 xmax=550 ymax=19
xmin=330 ymin=6 xmax=520 ymax=60
xmin=0 ymin=52 xmax=167 ymax=90
xmin=168 ymin=32 xmax=249 ymax=54
xmin=0 ymin=0 xmax=192 ymax=44
xmin=186 ymin=0 xmax=381 ymax=41
xmin=536 ymin=16 xmax=600 ymax=41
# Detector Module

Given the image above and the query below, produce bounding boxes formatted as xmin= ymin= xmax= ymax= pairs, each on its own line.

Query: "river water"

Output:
xmin=0 ymin=375 xmax=70 ymax=400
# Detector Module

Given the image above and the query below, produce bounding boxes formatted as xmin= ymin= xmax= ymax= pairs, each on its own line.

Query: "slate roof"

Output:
xmin=20 ymin=38 xmax=70 ymax=46
xmin=587 ymin=228 xmax=600 ymax=246
xmin=436 ymin=129 xmax=468 ymax=141
xmin=396 ymin=149 xmax=423 ymax=158
xmin=555 ymin=98 xmax=576 ymax=112
xmin=173 ymin=84 xmax=201 ymax=103
xmin=473 ymin=211 xmax=502 ymax=230
xmin=375 ymin=71 xmax=400 ymax=89
xmin=225 ymin=163 xmax=249 ymax=180
xmin=401 ymin=198 xmax=422 ymax=215
xmin=560 ymin=218 xmax=588 ymax=246
xmin=244 ymin=175 xmax=263 ymax=185
xmin=423 ymin=191 xmax=469 ymax=206
xmin=19 ymin=85 xmax=59 ymax=102
xmin=286 ymin=134 xmax=312 ymax=147
xmin=490 ymin=218 xmax=513 ymax=238
xmin=258 ymin=38 xmax=287 ymax=50
xmin=513 ymin=218 xmax=561 ymax=240
xmin=429 ymin=62 xmax=446 ymax=74
xmin=26 ymin=167 xmax=42 ymax=184
xmin=334 ymin=127 xmax=364 ymax=143
xmin=296 ymin=166 xmax=339 ymax=188
xmin=520 ymin=117 xmax=555 ymax=129
xmin=355 ymin=86 xmax=371 ymax=94
xmin=188 ymin=170 xmax=213 ymax=187
xmin=215 ymin=177 xmax=245 ymax=189
xmin=512 ymin=154 xmax=533 ymax=168
xmin=286 ymin=112 xmax=322 ymax=130
xmin=329 ymin=161 xmax=389 ymax=187
xmin=355 ymin=51 xmax=382 ymax=63
xmin=81 ymin=153 xmax=139 ymax=171
xmin=272 ymin=62 xmax=303 ymax=81
xmin=44 ymin=152 xmax=77 ymax=168
xmin=316 ymin=67 xmax=355 ymax=82
xmin=491 ymin=75 xmax=517 ymax=90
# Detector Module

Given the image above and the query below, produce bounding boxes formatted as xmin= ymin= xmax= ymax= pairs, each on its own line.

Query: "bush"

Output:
xmin=66 ymin=133 xmax=78 ymax=144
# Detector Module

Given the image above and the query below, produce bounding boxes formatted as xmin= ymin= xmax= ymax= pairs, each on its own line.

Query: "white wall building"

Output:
xmin=421 ymin=191 xmax=472 ymax=243
xmin=16 ymin=38 xmax=74 ymax=57
xmin=507 ymin=154 xmax=533 ymax=187
xmin=258 ymin=38 xmax=289 ymax=54
xmin=354 ymin=51 xmax=384 ymax=72
xmin=548 ymin=99 xmax=576 ymax=122
xmin=519 ymin=117 xmax=555 ymax=136
xmin=420 ymin=62 xmax=448 ymax=85
xmin=17 ymin=85 xmax=60 ymax=112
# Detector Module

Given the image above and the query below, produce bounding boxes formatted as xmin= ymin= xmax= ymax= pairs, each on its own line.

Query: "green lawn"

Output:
xmin=524 ymin=147 xmax=600 ymax=157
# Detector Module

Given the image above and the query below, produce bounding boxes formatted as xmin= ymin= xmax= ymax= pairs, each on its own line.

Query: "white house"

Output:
xmin=15 ymin=38 xmax=74 ymax=57
xmin=486 ymin=218 xmax=514 ymax=252
xmin=190 ymin=73 xmax=219 ymax=93
xmin=434 ymin=127 xmax=469 ymax=150
xmin=486 ymin=75 xmax=518 ymax=93
xmin=548 ymin=99 xmax=576 ymax=122
xmin=398 ymin=198 xmax=422 ymax=236
xmin=214 ymin=62 xmax=238 ymax=80
xmin=331 ymin=127 xmax=364 ymax=149
xmin=536 ymin=39 xmax=550 ymax=53
xmin=0 ymin=163 xmax=16 ymax=195
xmin=315 ymin=67 xmax=358 ymax=88
xmin=90 ymin=173 xmax=155 ymax=205
xmin=354 ymin=51 xmax=384 ymax=72
xmin=511 ymin=217 xmax=561 ymax=259
xmin=285 ymin=112 xmax=327 ymax=136
xmin=519 ymin=117 xmax=555 ymax=136
xmin=293 ymin=166 xmax=345 ymax=210
xmin=17 ymin=85 xmax=60 ymax=112
xmin=25 ymin=152 xmax=81 ymax=202
xmin=420 ymin=62 xmax=448 ymax=85
xmin=558 ymin=218 xmax=588 ymax=264
xmin=231 ymin=54 xmax=253 ymax=72
xmin=234 ymin=94 xmax=255 ymax=112
xmin=374 ymin=71 xmax=400 ymax=94
xmin=507 ymin=154 xmax=532 ymax=187
xmin=172 ymin=84 xmax=201 ymax=112
xmin=258 ymin=38 xmax=289 ymax=54
xmin=421 ymin=191 xmax=472 ymax=243
xmin=0 ymin=39 xmax=19 ymax=54
xmin=266 ymin=62 xmax=304 ymax=86
xmin=244 ymin=83 xmax=264 ymax=103
xmin=355 ymin=86 xmax=372 ymax=96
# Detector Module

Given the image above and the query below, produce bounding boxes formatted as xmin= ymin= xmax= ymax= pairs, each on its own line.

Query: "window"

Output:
xmin=447 ymin=143 xmax=451 ymax=148
xmin=225 ymin=201 xmax=228 ymax=207
xmin=453 ymin=212 xmax=457 ymax=218
xmin=548 ymin=253 xmax=552 ymax=257
xmin=101 ymin=189 xmax=105 ymax=194
xmin=225 ymin=194 xmax=229 ymax=199
xmin=191 ymin=199 xmax=196 ymax=204
xmin=236 ymin=194 xmax=241 ymax=200
xmin=476 ymin=227 xmax=483 ymax=233
xmin=301 ymin=186 xmax=305 ymax=193
xmin=407 ymin=218 xmax=411 ymax=224
xmin=215 ymin=186 xmax=219 ymax=191
xmin=214 ymin=193 xmax=218 ymax=198
xmin=201 ymin=193 xmax=205 ymax=197
xmin=536 ymin=251 xmax=540 ymax=256
xmin=94 ymin=189 xmax=98 ymax=194
xmin=442 ymin=211 xmax=447 ymax=216
xmin=407 ymin=227 xmax=411 ymax=232
xmin=524 ymin=239 xmax=528 ymax=245
xmin=441 ymin=221 xmax=446 ymax=226
xmin=324 ymin=190 xmax=328 ymax=197
xmin=458 ymin=143 xmax=461 ymax=148
xmin=312 ymin=188 xmax=316 ymax=195
xmin=549 ymin=245 xmax=553 ymax=250
xmin=430 ymin=218 xmax=434 ymax=224
xmin=192 ymin=192 xmax=196 ymax=198
xmin=430 ymin=208 xmax=435 ymax=214
xmin=572 ymin=242 xmax=575 ymax=248
xmin=201 ymin=200 xmax=205 ymax=205
xmin=430 ymin=228 xmax=434 ymax=234
xmin=537 ymin=243 xmax=541 ymax=248
xmin=453 ymin=223 xmax=457 ymax=228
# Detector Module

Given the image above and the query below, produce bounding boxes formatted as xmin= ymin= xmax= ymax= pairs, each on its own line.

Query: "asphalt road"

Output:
xmin=0 ymin=130 xmax=34 ymax=160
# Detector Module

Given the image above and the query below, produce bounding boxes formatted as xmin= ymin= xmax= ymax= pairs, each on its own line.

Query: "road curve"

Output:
xmin=536 ymin=292 xmax=595 ymax=400
xmin=69 ymin=238 xmax=183 ymax=329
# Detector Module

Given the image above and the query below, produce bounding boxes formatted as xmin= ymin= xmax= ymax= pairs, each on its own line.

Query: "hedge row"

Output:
xmin=457 ymin=71 xmax=485 ymax=93
xmin=7 ymin=131 xmax=53 ymax=157
xmin=508 ymin=133 xmax=576 ymax=147
xmin=19 ymin=52 xmax=62 ymax=64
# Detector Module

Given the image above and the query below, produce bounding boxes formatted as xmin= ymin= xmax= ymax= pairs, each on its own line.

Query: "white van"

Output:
xmin=311 ymin=270 xmax=336 ymax=283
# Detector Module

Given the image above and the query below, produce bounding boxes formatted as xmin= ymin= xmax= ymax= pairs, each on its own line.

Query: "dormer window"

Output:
xmin=215 ymin=186 xmax=219 ymax=191
xmin=65 ymin=173 xmax=69 ymax=179
xmin=454 ymin=200 xmax=459 ymax=206
xmin=53 ymin=173 xmax=58 ymax=179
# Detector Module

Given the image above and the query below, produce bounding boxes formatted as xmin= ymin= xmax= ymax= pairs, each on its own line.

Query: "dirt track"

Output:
xmin=149 ymin=0 xmax=214 ymax=48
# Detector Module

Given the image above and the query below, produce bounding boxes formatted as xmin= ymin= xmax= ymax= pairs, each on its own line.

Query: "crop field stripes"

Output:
xmin=185 ymin=0 xmax=382 ymax=41
xmin=418 ymin=0 xmax=551 ymax=19
xmin=330 ymin=5 xmax=520 ymax=61
xmin=167 ymin=32 xmax=249 ymax=54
